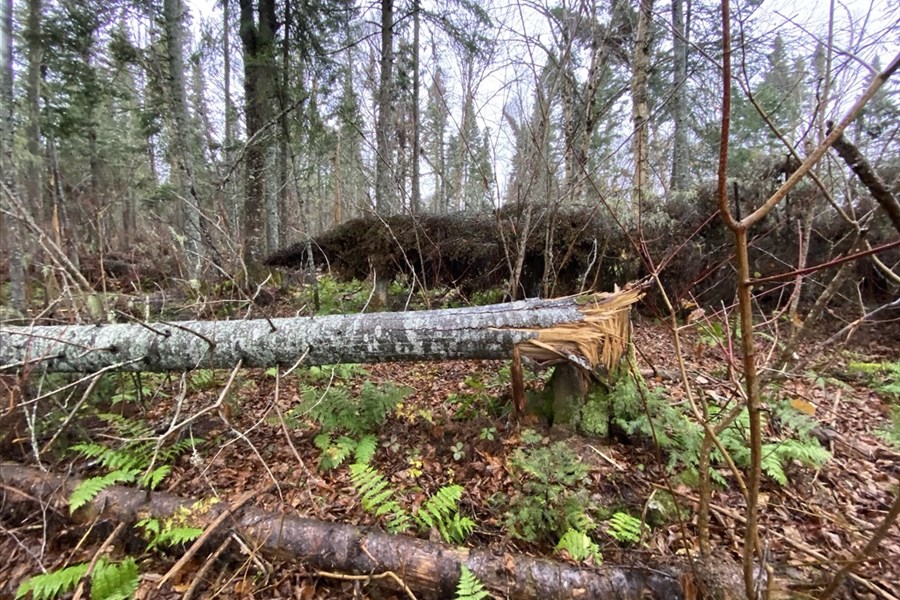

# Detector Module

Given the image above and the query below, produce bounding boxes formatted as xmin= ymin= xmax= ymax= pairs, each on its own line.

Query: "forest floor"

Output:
xmin=1 ymin=290 xmax=899 ymax=600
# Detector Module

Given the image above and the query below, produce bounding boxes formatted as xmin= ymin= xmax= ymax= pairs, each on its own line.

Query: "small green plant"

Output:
xmin=606 ymin=511 xmax=644 ymax=544
xmin=16 ymin=557 xmax=138 ymax=600
xmin=505 ymin=435 xmax=597 ymax=544
xmin=68 ymin=414 xmax=201 ymax=513
xmin=311 ymin=275 xmax=369 ymax=315
xmin=414 ymin=484 xmax=475 ymax=544
xmin=880 ymin=405 xmax=900 ymax=449
xmin=284 ymin=379 xmax=409 ymax=470
xmin=349 ymin=463 xmax=412 ymax=534
xmin=451 ymin=441 xmax=465 ymax=460
xmin=555 ymin=528 xmax=603 ymax=563
xmin=478 ymin=427 xmax=497 ymax=441
xmin=605 ymin=376 xmax=830 ymax=486
xmin=136 ymin=498 xmax=215 ymax=551
xmin=349 ymin=463 xmax=475 ymax=543
xmin=848 ymin=361 xmax=900 ymax=401
xmin=454 ymin=565 xmax=490 ymax=600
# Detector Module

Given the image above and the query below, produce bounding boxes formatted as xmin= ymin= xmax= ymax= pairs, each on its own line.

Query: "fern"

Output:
xmin=349 ymin=464 xmax=410 ymax=533
xmin=15 ymin=558 xmax=139 ymax=600
xmin=349 ymin=464 xmax=473 ymax=541
xmin=89 ymin=558 xmax=139 ymax=600
xmin=16 ymin=562 xmax=89 ymax=600
xmin=555 ymin=529 xmax=603 ymax=563
xmin=139 ymin=465 xmax=171 ymax=490
xmin=150 ymin=526 xmax=204 ymax=550
xmin=353 ymin=434 xmax=378 ymax=464
xmin=607 ymin=512 xmax=644 ymax=544
xmin=454 ymin=565 xmax=490 ymax=600
xmin=414 ymin=484 xmax=474 ymax=544
xmin=70 ymin=469 xmax=140 ymax=513
xmin=415 ymin=485 xmax=463 ymax=530
xmin=505 ymin=440 xmax=597 ymax=543
xmin=317 ymin=434 xmax=357 ymax=471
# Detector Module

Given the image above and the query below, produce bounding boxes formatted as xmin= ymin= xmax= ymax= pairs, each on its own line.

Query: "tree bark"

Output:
xmin=630 ymin=0 xmax=654 ymax=216
xmin=0 ymin=0 xmax=26 ymax=313
xmin=670 ymin=0 xmax=689 ymax=193
xmin=24 ymin=0 xmax=42 ymax=218
xmin=239 ymin=0 xmax=276 ymax=275
xmin=829 ymin=126 xmax=900 ymax=236
xmin=375 ymin=0 xmax=395 ymax=214
xmin=0 ymin=291 xmax=642 ymax=373
xmin=164 ymin=0 xmax=204 ymax=279
xmin=0 ymin=462 xmax=749 ymax=600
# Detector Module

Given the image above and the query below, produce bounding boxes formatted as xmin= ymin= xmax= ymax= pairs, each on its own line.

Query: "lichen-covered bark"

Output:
xmin=1 ymin=297 xmax=590 ymax=373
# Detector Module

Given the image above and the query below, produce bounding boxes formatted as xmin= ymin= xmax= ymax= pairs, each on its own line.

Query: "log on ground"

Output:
xmin=0 ymin=462 xmax=749 ymax=600
xmin=0 ymin=287 xmax=644 ymax=373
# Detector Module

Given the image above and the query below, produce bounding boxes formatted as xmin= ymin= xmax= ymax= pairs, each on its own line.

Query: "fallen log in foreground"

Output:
xmin=1 ymin=462 xmax=748 ymax=600
xmin=0 ymin=287 xmax=643 ymax=373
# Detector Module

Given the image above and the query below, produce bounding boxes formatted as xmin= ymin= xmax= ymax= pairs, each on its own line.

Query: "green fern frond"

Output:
xmin=353 ymin=434 xmax=378 ymax=464
xmin=349 ymin=464 xmax=410 ymax=532
xmin=563 ymin=504 xmax=596 ymax=533
xmin=15 ymin=562 xmax=89 ymax=600
xmin=89 ymin=558 xmax=139 ymax=600
xmin=443 ymin=513 xmax=476 ymax=544
xmin=320 ymin=436 xmax=356 ymax=471
xmin=151 ymin=526 xmax=203 ymax=550
xmin=139 ymin=465 xmax=171 ymax=490
xmin=454 ymin=565 xmax=490 ymax=600
xmin=556 ymin=529 xmax=603 ymax=563
xmin=606 ymin=511 xmax=644 ymax=544
xmin=70 ymin=470 xmax=139 ymax=513
xmin=350 ymin=463 xmax=392 ymax=510
xmin=415 ymin=485 xmax=463 ymax=529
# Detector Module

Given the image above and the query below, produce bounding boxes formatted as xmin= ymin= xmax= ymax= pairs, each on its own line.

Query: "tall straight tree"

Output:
xmin=164 ymin=0 xmax=203 ymax=278
xmin=630 ymin=0 xmax=654 ymax=214
xmin=24 ymin=0 xmax=42 ymax=219
xmin=375 ymin=0 xmax=395 ymax=215
xmin=669 ymin=0 xmax=689 ymax=193
xmin=1 ymin=0 xmax=26 ymax=312
xmin=239 ymin=0 xmax=277 ymax=274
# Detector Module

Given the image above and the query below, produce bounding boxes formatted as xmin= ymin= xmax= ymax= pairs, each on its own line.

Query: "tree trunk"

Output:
xmin=0 ymin=290 xmax=643 ymax=373
xmin=24 ymin=0 xmax=42 ymax=218
xmin=1 ymin=0 xmax=27 ymax=313
xmin=670 ymin=0 xmax=689 ymax=193
xmin=375 ymin=0 xmax=394 ymax=214
xmin=164 ymin=0 xmax=203 ymax=279
xmin=410 ymin=0 xmax=421 ymax=214
xmin=0 ymin=462 xmax=750 ymax=600
xmin=223 ymin=0 xmax=238 ymax=238
xmin=239 ymin=0 xmax=276 ymax=276
xmin=630 ymin=0 xmax=654 ymax=216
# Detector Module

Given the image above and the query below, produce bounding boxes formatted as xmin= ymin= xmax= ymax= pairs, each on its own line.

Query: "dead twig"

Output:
xmin=316 ymin=570 xmax=419 ymax=600
xmin=157 ymin=487 xmax=260 ymax=589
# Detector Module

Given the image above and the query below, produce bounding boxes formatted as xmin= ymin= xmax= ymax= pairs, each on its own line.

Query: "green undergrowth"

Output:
xmin=848 ymin=361 xmax=900 ymax=448
xmin=275 ymin=364 xmax=410 ymax=470
xmin=349 ymin=463 xmax=475 ymax=544
xmin=583 ymin=375 xmax=830 ymax=486
xmin=16 ymin=558 xmax=139 ymax=600
xmin=69 ymin=413 xmax=201 ymax=513
xmin=502 ymin=430 xmax=603 ymax=561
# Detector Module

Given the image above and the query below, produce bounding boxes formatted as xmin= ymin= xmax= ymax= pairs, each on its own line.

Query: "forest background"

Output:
xmin=1 ymin=0 xmax=899 ymax=598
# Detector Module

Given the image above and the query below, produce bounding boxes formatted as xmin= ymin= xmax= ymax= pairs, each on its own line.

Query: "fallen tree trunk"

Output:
xmin=0 ymin=462 xmax=747 ymax=599
xmin=0 ymin=287 xmax=643 ymax=373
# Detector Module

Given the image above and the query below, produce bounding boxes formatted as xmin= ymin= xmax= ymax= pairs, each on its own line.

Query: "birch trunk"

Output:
xmin=1 ymin=292 xmax=640 ymax=373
